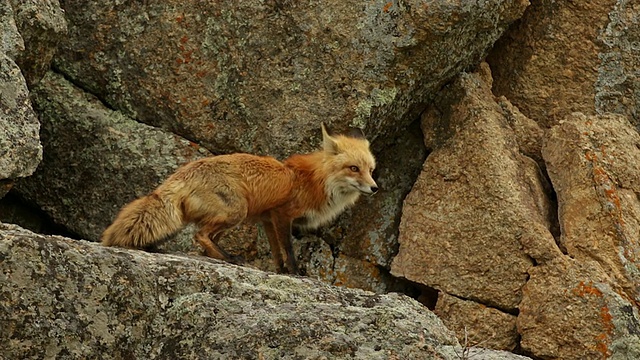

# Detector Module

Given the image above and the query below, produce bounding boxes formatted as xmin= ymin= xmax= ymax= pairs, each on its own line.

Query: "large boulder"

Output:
xmin=391 ymin=63 xmax=559 ymax=310
xmin=518 ymin=258 xmax=640 ymax=360
xmin=527 ymin=112 xmax=640 ymax=359
xmin=391 ymin=63 xmax=560 ymax=350
xmin=53 ymin=0 xmax=528 ymax=157
xmin=0 ymin=0 xmax=44 ymax=198
xmin=488 ymin=0 xmax=640 ymax=129
xmin=542 ymin=113 xmax=640 ymax=303
xmin=0 ymin=223 xmax=532 ymax=360
xmin=0 ymin=54 xmax=40 ymax=190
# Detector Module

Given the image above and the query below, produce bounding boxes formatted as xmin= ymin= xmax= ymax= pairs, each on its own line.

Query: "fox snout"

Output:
xmin=360 ymin=177 xmax=379 ymax=195
xmin=365 ymin=183 xmax=379 ymax=195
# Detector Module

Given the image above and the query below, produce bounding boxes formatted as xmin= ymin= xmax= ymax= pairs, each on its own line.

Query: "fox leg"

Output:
xmin=195 ymin=218 xmax=244 ymax=264
xmin=264 ymin=214 xmax=296 ymax=274
xmin=263 ymin=221 xmax=285 ymax=273
xmin=278 ymin=220 xmax=297 ymax=274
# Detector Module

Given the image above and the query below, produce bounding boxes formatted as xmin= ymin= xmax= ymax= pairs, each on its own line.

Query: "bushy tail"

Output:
xmin=101 ymin=191 xmax=184 ymax=249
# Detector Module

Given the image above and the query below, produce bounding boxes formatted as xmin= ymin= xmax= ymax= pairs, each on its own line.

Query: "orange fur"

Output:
xmin=101 ymin=124 xmax=377 ymax=274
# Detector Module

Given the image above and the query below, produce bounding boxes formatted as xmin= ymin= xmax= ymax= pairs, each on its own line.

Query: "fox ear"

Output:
xmin=321 ymin=122 xmax=333 ymax=136
xmin=321 ymin=122 xmax=340 ymax=154
xmin=346 ymin=127 xmax=366 ymax=139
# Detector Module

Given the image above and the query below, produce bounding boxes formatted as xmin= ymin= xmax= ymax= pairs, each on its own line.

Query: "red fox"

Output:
xmin=101 ymin=123 xmax=378 ymax=273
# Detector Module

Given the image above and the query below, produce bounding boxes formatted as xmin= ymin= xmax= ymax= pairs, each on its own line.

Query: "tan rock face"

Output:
xmin=435 ymin=293 xmax=518 ymax=351
xmin=392 ymin=63 xmax=640 ymax=358
xmin=488 ymin=0 xmax=640 ymax=129
xmin=507 ymin=112 xmax=640 ymax=360
xmin=391 ymin=64 xmax=560 ymax=311
xmin=518 ymin=258 xmax=640 ymax=360
xmin=542 ymin=113 xmax=640 ymax=304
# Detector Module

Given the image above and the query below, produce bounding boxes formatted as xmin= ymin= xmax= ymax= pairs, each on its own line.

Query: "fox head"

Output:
xmin=321 ymin=123 xmax=378 ymax=196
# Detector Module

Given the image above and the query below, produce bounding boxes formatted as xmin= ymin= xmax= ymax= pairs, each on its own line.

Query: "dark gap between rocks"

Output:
xmin=0 ymin=190 xmax=81 ymax=240
xmin=541 ymin=165 xmax=565 ymax=255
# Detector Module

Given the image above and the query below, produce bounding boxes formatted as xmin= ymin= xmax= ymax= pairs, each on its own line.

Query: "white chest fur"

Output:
xmin=299 ymin=189 xmax=361 ymax=230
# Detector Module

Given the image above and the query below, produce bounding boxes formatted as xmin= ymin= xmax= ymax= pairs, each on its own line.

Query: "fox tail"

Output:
xmin=101 ymin=191 xmax=183 ymax=249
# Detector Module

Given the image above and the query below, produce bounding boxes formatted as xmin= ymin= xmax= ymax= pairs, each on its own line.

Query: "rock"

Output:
xmin=0 ymin=223 xmax=468 ymax=359
xmin=461 ymin=348 xmax=532 ymax=360
xmin=0 ymin=0 xmax=23 ymax=58
xmin=596 ymin=2 xmax=640 ymax=126
xmin=0 ymin=0 xmax=64 ymax=198
xmin=332 ymin=254 xmax=404 ymax=294
xmin=391 ymin=64 xmax=561 ymax=312
xmin=54 ymin=0 xmax=528 ymax=157
xmin=518 ymin=258 xmax=640 ymax=360
xmin=13 ymin=0 xmax=529 ymax=309
xmin=0 ymin=54 xmax=40 ymax=186
xmin=17 ymin=71 xmax=208 ymax=242
xmin=495 ymin=96 xmax=545 ymax=168
xmin=0 ymin=192 xmax=70 ymax=236
xmin=0 ymin=0 xmax=42 ymax=198
xmin=9 ymin=0 xmax=67 ymax=86
xmin=488 ymin=1 xmax=640 ymax=129
xmin=294 ymin=234 xmax=336 ymax=282
xmin=542 ymin=112 xmax=640 ymax=305
xmin=435 ymin=293 xmax=518 ymax=351
xmin=511 ymin=112 xmax=640 ymax=359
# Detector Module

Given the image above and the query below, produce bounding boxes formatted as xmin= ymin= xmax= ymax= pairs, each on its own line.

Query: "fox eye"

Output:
xmin=349 ymin=165 xmax=360 ymax=172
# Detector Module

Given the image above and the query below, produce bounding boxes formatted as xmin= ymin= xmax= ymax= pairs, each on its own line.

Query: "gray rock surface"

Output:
xmin=0 ymin=0 xmax=42 ymax=198
xmin=595 ymin=1 xmax=640 ymax=125
xmin=54 ymin=0 xmax=528 ymax=157
xmin=0 ymin=54 xmax=40 ymax=182
xmin=0 ymin=0 xmax=23 ymax=58
xmin=9 ymin=0 xmax=67 ymax=86
xmin=0 ymin=222 xmax=498 ymax=360
xmin=18 ymin=71 xmax=208 ymax=241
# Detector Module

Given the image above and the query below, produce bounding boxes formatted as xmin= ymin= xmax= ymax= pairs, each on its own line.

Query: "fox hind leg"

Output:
xmin=195 ymin=215 xmax=245 ymax=265
xmin=195 ymin=230 xmax=234 ymax=262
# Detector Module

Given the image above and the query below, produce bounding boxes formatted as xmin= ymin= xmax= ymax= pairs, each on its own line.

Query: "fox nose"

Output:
xmin=371 ymin=186 xmax=379 ymax=194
